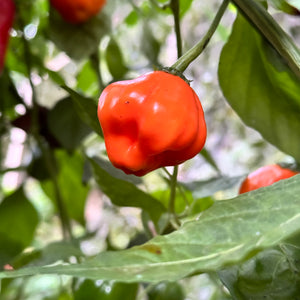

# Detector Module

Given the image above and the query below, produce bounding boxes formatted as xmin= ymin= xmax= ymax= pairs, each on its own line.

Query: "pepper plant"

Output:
xmin=1 ymin=0 xmax=300 ymax=299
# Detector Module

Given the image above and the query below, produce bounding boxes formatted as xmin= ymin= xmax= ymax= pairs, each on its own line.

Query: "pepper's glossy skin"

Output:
xmin=0 ymin=0 xmax=15 ymax=73
xmin=239 ymin=164 xmax=298 ymax=194
xmin=50 ymin=0 xmax=106 ymax=24
xmin=98 ymin=71 xmax=207 ymax=176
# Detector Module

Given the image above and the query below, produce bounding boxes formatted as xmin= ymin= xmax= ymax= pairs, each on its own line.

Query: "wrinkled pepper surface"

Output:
xmin=98 ymin=71 xmax=207 ymax=176
xmin=0 ymin=0 xmax=15 ymax=73
xmin=50 ymin=0 xmax=106 ymax=24
xmin=239 ymin=164 xmax=298 ymax=194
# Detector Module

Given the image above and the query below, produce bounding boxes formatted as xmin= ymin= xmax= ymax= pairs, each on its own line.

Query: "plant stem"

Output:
xmin=21 ymin=23 xmax=73 ymax=241
xmin=166 ymin=0 xmax=182 ymax=225
xmin=168 ymin=165 xmax=179 ymax=220
xmin=172 ymin=0 xmax=229 ymax=72
xmin=231 ymin=0 xmax=300 ymax=79
xmin=170 ymin=0 xmax=182 ymax=58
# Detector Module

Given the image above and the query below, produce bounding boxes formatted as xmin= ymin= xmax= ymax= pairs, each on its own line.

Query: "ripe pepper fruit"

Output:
xmin=239 ymin=164 xmax=298 ymax=194
xmin=50 ymin=0 xmax=106 ymax=24
xmin=0 ymin=0 xmax=15 ymax=73
xmin=97 ymin=70 xmax=207 ymax=176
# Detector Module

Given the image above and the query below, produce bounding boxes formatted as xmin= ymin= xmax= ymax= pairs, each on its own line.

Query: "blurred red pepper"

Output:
xmin=239 ymin=164 xmax=298 ymax=194
xmin=98 ymin=71 xmax=207 ymax=176
xmin=0 ymin=0 xmax=15 ymax=73
xmin=50 ymin=0 xmax=106 ymax=24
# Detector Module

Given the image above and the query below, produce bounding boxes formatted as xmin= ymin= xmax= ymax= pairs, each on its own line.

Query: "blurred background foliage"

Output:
xmin=0 ymin=0 xmax=300 ymax=299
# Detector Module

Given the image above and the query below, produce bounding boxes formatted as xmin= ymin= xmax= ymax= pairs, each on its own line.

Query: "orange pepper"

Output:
xmin=239 ymin=164 xmax=298 ymax=194
xmin=0 ymin=0 xmax=15 ymax=73
xmin=50 ymin=0 xmax=106 ymax=24
xmin=98 ymin=71 xmax=207 ymax=176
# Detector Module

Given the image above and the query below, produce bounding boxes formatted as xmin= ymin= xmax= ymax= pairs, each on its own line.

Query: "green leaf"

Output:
xmin=2 ymin=175 xmax=300 ymax=282
xmin=12 ymin=241 xmax=83 ymax=269
xmin=125 ymin=10 xmax=139 ymax=26
xmin=0 ymin=188 xmax=39 ymax=267
xmin=141 ymin=23 xmax=161 ymax=65
xmin=179 ymin=0 xmax=194 ymax=17
xmin=47 ymin=97 xmax=92 ymax=151
xmin=89 ymin=157 xmax=166 ymax=225
xmin=63 ymin=86 xmax=103 ymax=136
xmin=42 ymin=150 xmax=89 ymax=225
xmin=199 ymin=147 xmax=221 ymax=173
xmin=219 ymin=247 xmax=300 ymax=299
xmin=231 ymin=0 xmax=300 ymax=78
xmin=148 ymin=281 xmax=185 ymax=300
xmin=48 ymin=9 xmax=110 ymax=60
xmin=268 ymin=0 xmax=300 ymax=14
xmin=74 ymin=280 xmax=139 ymax=300
xmin=152 ymin=189 xmax=194 ymax=214
xmin=156 ymin=0 xmax=193 ymax=17
xmin=76 ymin=61 xmax=99 ymax=96
xmin=218 ymin=14 xmax=300 ymax=162
xmin=183 ymin=176 xmax=244 ymax=199
xmin=105 ymin=37 xmax=128 ymax=80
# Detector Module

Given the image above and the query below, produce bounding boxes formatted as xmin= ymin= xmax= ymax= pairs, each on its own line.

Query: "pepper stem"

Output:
xmin=172 ymin=0 xmax=229 ymax=73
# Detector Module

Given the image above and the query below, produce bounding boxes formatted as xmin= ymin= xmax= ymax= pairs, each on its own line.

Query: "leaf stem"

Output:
xmin=231 ymin=0 xmax=300 ymax=79
xmin=172 ymin=0 xmax=229 ymax=72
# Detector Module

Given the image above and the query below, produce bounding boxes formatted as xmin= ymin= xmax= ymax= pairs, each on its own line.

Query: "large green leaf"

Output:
xmin=231 ymin=0 xmax=300 ymax=78
xmin=88 ymin=157 xmax=165 ymax=225
xmin=218 ymin=14 xmax=300 ymax=162
xmin=0 ymin=188 xmax=39 ymax=268
xmin=1 ymin=175 xmax=300 ymax=282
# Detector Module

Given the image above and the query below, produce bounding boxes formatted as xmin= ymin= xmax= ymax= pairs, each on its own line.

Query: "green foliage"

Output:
xmin=0 ymin=188 xmax=39 ymax=268
xmin=42 ymin=150 xmax=89 ymax=225
xmin=62 ymin=86 xmax=103 ymax=136
xmin=219 ymin=13 xmax=300 ymax=162
xmin=48 ymin=9 xmax=110 ymax=60
xmin=219 ymin=245 xmax=300 ymax=299
xmin=148 ymin=281 xmax=185 ymax=300
xmin=268 ymin=0 xmax=300 ymax=14
xmin=105 ymin=37 xmax=128 ymax=80
xmin=2 ymin=175 xmax=300 ymax=282
xmin=47 ymin=98 xmax=92 ymax=151
xmin=74 ymin=280 xmax=138 ymax=300
xmin=89 ymin=157 xmax=166 ymax=225
xmin=1 ymin=0 xmax=300 ymax=298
